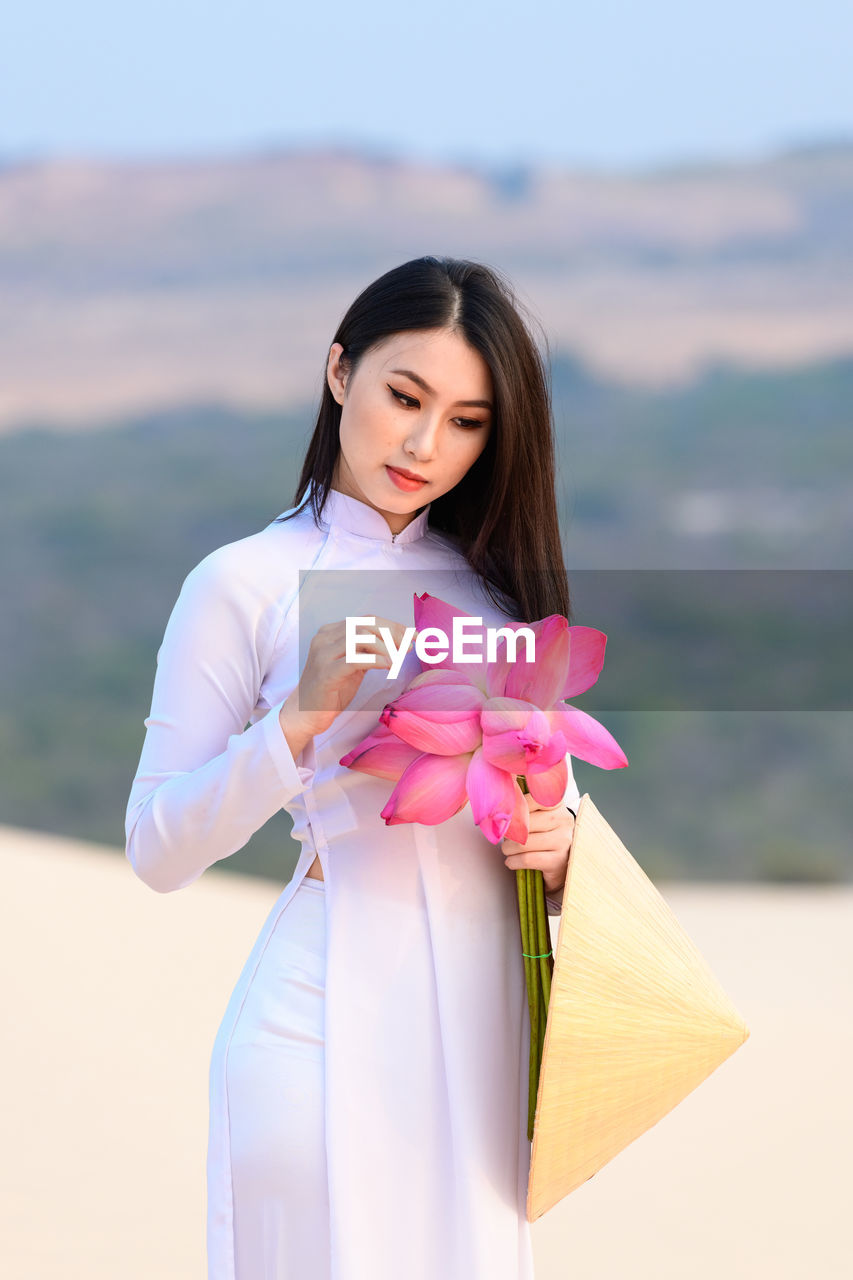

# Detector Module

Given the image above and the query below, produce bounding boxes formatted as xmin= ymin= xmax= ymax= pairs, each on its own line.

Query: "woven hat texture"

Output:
xmin=527 ymin=793 xmax=750 ymax=1221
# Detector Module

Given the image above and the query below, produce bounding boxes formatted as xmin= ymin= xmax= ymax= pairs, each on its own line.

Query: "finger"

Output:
xmin=502 ymin=832 xmax=562 ymax=855
xmin=503 ymin=851 xmax=565 ymax=874
xmin=525 ymin=790 xmax=572 ymax=814
xmin=515 ymin=807 xmax=569 ymax=836
xmin=375 ymin=614 xmax=411 ymax=637
xmin=531 ymin=811 xmax=571 ymax=835
xmin=326 ymin=618 xmax=405 ymax=651
xmin=371 ymin=616 xmax=414 ymax=650
xmin=525 ymin=795 xmax=577 ymax=831
xmin=503 ymin=853 xmax=536 ymax=871
xmin=502 ymin=826 xmax=553 ymax=851
xmin=349 ymin=621 xmax=414 ymax=663
xmin=330 ymin=629 xmax=395 ymax=666
xmin=503 ymin=813 xmax=574 ymax=849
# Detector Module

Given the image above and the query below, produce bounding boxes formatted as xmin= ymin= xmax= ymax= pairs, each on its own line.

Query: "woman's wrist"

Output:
xmin=278 ymin=693 xmax=318 ymax=760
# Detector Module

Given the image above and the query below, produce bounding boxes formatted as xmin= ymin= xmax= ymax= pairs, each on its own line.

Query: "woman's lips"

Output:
xmin=386 ymin=465 xmax=427 ymax=492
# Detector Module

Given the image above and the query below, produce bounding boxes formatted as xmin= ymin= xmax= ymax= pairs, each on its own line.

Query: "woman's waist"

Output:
xmin=286 ymin=768 xmax=399 ymax=848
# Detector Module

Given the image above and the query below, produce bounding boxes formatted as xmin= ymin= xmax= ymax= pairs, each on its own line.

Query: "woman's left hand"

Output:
xmin=500 ymin=791 xmax=575 ymax=897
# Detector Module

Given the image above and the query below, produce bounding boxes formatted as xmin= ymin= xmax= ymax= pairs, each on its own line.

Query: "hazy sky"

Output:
xmin=3 ymin=0 xmax=852 ymax=171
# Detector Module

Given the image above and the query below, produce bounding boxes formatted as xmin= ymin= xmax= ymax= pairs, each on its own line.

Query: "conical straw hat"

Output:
xmin=527 ymin=793 xmax=750 ymax=1221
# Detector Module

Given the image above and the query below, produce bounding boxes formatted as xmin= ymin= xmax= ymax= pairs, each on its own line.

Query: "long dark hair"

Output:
xmin=276 ymin=255 xmax=571 ymax=625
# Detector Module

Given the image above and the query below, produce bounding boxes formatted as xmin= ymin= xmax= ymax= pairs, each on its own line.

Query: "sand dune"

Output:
xmin=2 ymin=823 xmax=850 ymax=1278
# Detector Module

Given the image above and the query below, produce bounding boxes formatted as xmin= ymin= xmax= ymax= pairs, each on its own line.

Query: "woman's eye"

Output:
xmin=388 ymin=385 xmax=419 ymax=408
xmin=388 ymin=384 xmax=484 ymax=430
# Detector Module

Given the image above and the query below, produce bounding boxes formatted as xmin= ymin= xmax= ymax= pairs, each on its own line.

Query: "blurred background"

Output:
xmin=1 ymin=1 xmax=850 ymax=884
xmin=2 ymin=4 xmax=852 ymax=1278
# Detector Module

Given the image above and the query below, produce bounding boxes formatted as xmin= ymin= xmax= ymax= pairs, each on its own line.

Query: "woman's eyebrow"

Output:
xmin=389 ymin=368 xmax=493 ymax=411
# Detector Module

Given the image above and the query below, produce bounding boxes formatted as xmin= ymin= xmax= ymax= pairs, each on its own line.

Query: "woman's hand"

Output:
xmin=500 ymin=791 xmax=575 ymax=897
xmin=279 ymin=616 xmax=413 ymax=744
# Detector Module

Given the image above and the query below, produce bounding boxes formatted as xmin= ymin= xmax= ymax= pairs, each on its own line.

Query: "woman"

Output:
xmin=125 ymin=256 xmax=580 ymax=1279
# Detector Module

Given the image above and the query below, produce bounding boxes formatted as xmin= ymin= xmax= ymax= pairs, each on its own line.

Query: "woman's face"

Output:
xmin=327 ymin=327 xmax=494 ymax=535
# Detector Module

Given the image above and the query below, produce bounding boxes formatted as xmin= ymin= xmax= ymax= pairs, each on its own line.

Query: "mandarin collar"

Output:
xmin=314 ymin=483 xmax=432 ymax=545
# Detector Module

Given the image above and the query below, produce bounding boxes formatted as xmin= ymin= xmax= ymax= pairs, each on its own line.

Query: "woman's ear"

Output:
xmin=326 ymin=342 xmax=348 ymax=406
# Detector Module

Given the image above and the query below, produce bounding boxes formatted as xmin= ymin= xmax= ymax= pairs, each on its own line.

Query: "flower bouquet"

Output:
xmin=339 ymin=592 xmax=627 ymax=1139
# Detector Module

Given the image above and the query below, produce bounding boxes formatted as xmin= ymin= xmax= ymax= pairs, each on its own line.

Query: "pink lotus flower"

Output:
xmin=339 ymin=591 xmax=629 ymax=1144
xmin=379 ymin=668 xmax=485 ymax=755
xmin=341 ymin=593 xmax=627 ymax=845
xmin=338 ymin=720 xmax=422 ymax=781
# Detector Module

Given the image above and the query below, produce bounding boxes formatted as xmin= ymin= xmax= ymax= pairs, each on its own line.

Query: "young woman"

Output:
xmin=125 ymin=256 xmax=580 ymax=1279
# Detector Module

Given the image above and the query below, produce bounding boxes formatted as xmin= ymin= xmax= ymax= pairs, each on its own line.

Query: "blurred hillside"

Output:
xmin=2 ymin=140 xmax=853 ymax=430
xmin=2 ymin=354 xmax=850 ymax=884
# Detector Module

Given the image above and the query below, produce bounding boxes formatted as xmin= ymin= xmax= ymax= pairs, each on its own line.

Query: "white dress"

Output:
xmin=125 ymin=483 xmax=580 ymax=1279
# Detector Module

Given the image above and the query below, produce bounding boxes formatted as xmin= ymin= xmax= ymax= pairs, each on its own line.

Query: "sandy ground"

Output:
xmin=2 ymin=823 xmax=850 ymax=1279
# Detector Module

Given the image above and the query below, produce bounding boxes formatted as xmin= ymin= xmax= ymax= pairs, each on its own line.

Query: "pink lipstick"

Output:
xmin=386 ymin=465 xmax=427 ymax=492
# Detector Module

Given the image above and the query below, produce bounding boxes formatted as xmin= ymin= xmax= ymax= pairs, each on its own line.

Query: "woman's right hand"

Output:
xmin=278 ymin=616 xmax=413 ymax=747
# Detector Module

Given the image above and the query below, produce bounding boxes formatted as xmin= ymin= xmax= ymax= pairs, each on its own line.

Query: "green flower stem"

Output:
xmin=534 ymin=869 xmax=552 ymax=1010
xmin=526 ymin=867 xmax=539 ymax=1139
xmin=515 ymin=776 xmax=554 ymax=1142
xmin=516 ymin=867 xmax=537 ymax=1141
xmin=538 ymin=980 xmax=547 ymax=1063
xmin=533 ymin=872 xmax=547 ymax=1102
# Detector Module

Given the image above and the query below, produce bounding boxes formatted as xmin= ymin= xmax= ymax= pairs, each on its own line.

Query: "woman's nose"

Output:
xmin=404 ymin=413 xmax=442 ymax=460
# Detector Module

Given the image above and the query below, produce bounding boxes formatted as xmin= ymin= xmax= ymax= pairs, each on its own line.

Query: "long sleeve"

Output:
xmin=544 ymin=751 xmax=582 ymax=916
xmin=125 ymin=546 xmax=314 ymax=893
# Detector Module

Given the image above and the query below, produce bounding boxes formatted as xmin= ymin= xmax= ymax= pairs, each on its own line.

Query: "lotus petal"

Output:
xmin=338 ymin=723 xmax=423 ymax=780
xmin=480 ymin=696 xmax=539 ymax=736
xmin=562 ymin=626 xmax=608 ymax=698
xmin=380 ymin=750 xmax=472 ymax=825
xmin=412 ymin=592 xmax=474 ymax=674
xmin=379 ymin=706 xmax=483 ymax=755
xmin=413 ymin=591 xmax=493 ymax=692
xmin=481 ymin=698 xmax=569 ymax=773
xmin=523 ymin=754 xmax=569 ymax=807
xmin=384 ymin=678 xmax=486 ymax=720
xmin=549 ymin=702 xmax=629 ymax=770
xmin=505 ymin=778 xmax=531 ymax=845
xmin=466 ymin=749 xmax=531 ymax=844
xmin=504 ymin=614 xmax=570 ymax=707
xmin=407 ymin=668 xmax=476 ymax=691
